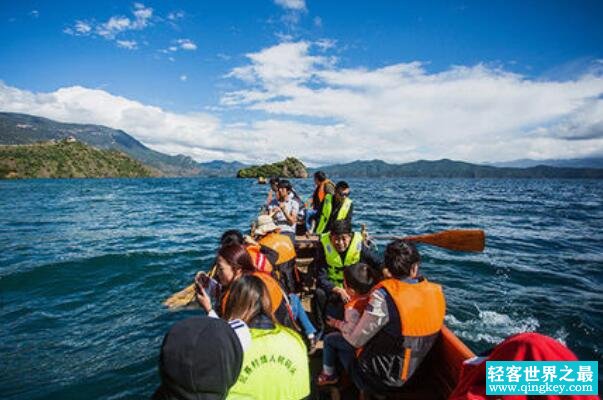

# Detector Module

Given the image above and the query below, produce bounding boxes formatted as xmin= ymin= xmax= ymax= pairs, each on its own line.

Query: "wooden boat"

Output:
xmin=164 ymin=231 xmax=477 ymax=399
xmin=294 ymin=234 xmax=475 ymax=399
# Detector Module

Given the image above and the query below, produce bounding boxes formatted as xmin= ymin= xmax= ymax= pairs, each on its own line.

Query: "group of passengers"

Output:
xmin=154 ymin=171 xmax=447 ymax=399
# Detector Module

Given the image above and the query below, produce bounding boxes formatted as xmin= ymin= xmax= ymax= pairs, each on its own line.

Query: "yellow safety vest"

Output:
xmin=316 ymin=194 xmax=352 ymax=234
xmin=320 ymin=232 xmax=363 ymax=287
xmin=227 ymin=325 xmax=310 ymax=400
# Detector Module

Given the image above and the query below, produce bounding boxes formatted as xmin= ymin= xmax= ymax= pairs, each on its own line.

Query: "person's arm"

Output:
xmin=206 ymin=311 xmax=252 ymax=352
xmin=345 ymin=202 xmax=353 ymax=224
xmin=325 ymin=182 xmax=335 ymax=195
xmin=314 ymin=248 xmax=335 ymax=292
xmin=330 ymin=308 xmax=362 ymax=335
xmin=341 ymin=289 xmax=389 ymax=348
xmin=282 ymin=199 xmax=298 ymax=226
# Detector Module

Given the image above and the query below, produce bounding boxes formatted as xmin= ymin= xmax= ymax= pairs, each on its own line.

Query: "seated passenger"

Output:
xmin=251 ymin=217 xmax=318 ymax=351
xmin=220 ymin=228 xmax=273 ymax=274
xmin=152 ymin=316 xmax=244 ymax=400
xmin=253 ymin=215 xmax=298 ymax=293
xmin=315 ymin=181 xmax=353 ymax=235
xmin=196 ymin=244 xmax=295 ymax=329
xmin=267 ymin=179 xmax=299 ymax=243
xmin=345 ymin=240 xmax=446 ymax=395
xmin=317 ymin=262 xmax=375 ymax=386
xmin=223 ymin=275 xmax=311 ymax=400
xmin=305 ymin=170 xmax=335 ymax=233
xmin=310 ymin=219 xmax=382 ymax=333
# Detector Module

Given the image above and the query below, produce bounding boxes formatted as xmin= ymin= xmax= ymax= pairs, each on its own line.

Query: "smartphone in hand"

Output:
xmin=195 ymin=273 xmax=210 ymax=291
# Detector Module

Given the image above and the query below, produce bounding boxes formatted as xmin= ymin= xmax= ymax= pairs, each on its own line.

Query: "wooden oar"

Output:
xmin=371 ymin=229 xmax=485 ymax=252
xmin=164 ymin=265 xmax=216 ymax=310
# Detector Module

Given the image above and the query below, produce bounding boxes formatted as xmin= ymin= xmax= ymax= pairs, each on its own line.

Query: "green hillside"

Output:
xmin=237 ymin=157 xmax=308 ymax=178
xmin=0 ymin=140 xmax=156 ymax=179
xmin=0 ymin=112 xmax=249 ymax=177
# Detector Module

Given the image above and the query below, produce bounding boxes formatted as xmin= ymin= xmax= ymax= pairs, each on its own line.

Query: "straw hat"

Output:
xmin=254 ymin=214 xmax=280 ymax=236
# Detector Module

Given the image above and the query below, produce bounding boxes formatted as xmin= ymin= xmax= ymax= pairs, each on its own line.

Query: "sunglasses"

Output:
xmin=337 ymin=191 xmax=350 ymax=197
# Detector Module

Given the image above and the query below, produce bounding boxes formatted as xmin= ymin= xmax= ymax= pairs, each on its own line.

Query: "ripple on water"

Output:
xmin=1 ymin=177 xmax=602 ymax=398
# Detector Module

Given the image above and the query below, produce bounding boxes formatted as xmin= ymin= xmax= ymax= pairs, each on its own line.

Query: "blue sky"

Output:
xmin=1 ymin=0 xmax=603 ymax=164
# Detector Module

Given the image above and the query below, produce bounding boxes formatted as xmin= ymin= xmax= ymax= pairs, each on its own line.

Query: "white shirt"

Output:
xmin=268 ymin=193 xmax=299 ymax=234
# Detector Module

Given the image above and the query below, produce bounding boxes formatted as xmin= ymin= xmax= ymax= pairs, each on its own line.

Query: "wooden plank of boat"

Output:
xmin=294 ymin=235 xmax=475 ymax=399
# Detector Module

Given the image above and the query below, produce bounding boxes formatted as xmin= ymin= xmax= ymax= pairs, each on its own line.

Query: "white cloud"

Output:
xmin=75 ymin=20 xmax=92 ymax=34
xmin=315 ymin=38 xmax=336 ymax=51
xmin=30 ymin=10 xmax=39 ymax=18
xmin=64 ymin=20 xmax=92 ymax=36
xmin=64 ymin=3 xmax=152 ymax=46
xmin=313 ymin=16 xmax=322 ymax=27
xmin=225 ymin=42 xmax=332 ymax=88
xmin=116 ymin=40 xmax=138 ymax=50
xmin=0 ymin=82 xmax=234 ymax=159
xmin=163 ymin=39 xmax=197 ymax=53
xmin=2 ymin=40 xmax=602 ymax=165
xmin=274 ymin=0 xmax=306 ymax=11
xmin=176 ymin=38 xmax=197 ymax=51
xmin=167 ymin=11 xmax=185 ymax=21
xmin=180 ymin=75 xmax=188 ymax=82
xmin=220 ymin=41 xmax=603 ymax=163
xmin=132 ymin=3 xmax=152 ymax=29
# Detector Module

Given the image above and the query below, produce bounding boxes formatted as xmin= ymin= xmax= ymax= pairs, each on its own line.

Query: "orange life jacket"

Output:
xmin=258 ymin=232 xmax=295 ymax=265
xmin=220 ymin=272 xmax=291 ymax=324
xmin=345 ymin=294 xmax=370 ymax=357
xmin=246 ymin=244 xmax=273 ymax=273
xmin=358 ymin=277 xmax=445 ymax=384
xmin=316 ymin=179 xmax=332 ymax=203
xmin=345 ymin=294 xmax=369 ymax=315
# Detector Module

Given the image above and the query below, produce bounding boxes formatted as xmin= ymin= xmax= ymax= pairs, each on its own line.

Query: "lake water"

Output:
xmin=1 ymin=178 xmax=602 ymax=399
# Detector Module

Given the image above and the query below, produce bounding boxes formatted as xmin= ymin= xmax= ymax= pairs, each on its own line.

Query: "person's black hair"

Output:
xmin=269 ymin=176 xmax=280 ymax=185
xmin=314 ymin=171 xmax=327 ymax=182
xmin=331 ymin=219 xmax=352 ymax=235
xmin=335 ymin=181 xmax=349 ymax=191
xmin=344 ymin=263 xmax=375 ymax=294
xmin=384 ymin=239 xmax=421 ymax=278
xmin=277 ymin=179 xmax=292 ymax=190
xmin=220 ymin=229 xmax=244 ymax=246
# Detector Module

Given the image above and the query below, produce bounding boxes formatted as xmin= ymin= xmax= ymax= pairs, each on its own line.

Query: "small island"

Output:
xmin=236 ymin=157 xmax=308 ymax=178
xmin=0 ymin=139 xmax=156 ymax=179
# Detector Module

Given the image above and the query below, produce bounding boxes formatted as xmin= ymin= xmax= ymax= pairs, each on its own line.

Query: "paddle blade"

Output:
xmin=164 ymin=283 xmax=196 ymax=309
xmin=405 ymin=229 xmax=485 ymax=252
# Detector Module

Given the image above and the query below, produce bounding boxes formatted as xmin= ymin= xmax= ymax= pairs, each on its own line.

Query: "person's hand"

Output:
xmin=195 ymin=271 xmax=210 ymax=288
xmin=326 ymin=316 xmax=342 ymax=329
xmin=243 ymin=235 xmax=256 ymax=245
xmin=195 ymin=273 xmax=212 ymax=312
xmin=334 ymin=287 xmax=351 ymax=303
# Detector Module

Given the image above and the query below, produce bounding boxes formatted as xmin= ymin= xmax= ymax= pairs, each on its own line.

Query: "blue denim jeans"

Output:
xmin=289 ymin=293 xmax=317 ymax=337
xmin=305 ymin=208 xmax=318 ymax=232
xmin=323 ymin=332 xmax=355 ymax=372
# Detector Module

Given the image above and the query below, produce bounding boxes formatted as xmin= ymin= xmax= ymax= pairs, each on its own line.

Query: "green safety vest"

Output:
xmin=316 ymin=194 xmax=352 ymax=234
xmin=227 ymin=325 xmax=310 ymax=400
xmin=320 ymin=232 xmax=363 ymax=287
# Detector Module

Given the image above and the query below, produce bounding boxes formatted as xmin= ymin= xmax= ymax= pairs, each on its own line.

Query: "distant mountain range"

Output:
xmin=315 ymin=159 xmax=603 ymax=179
xmin=0 ymin=112 xmax=246 ymax=177
xmin=486 ymin=157 xmax=603 ymax=169
xmin=2 ymin=112 xmax=602 ymax=179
